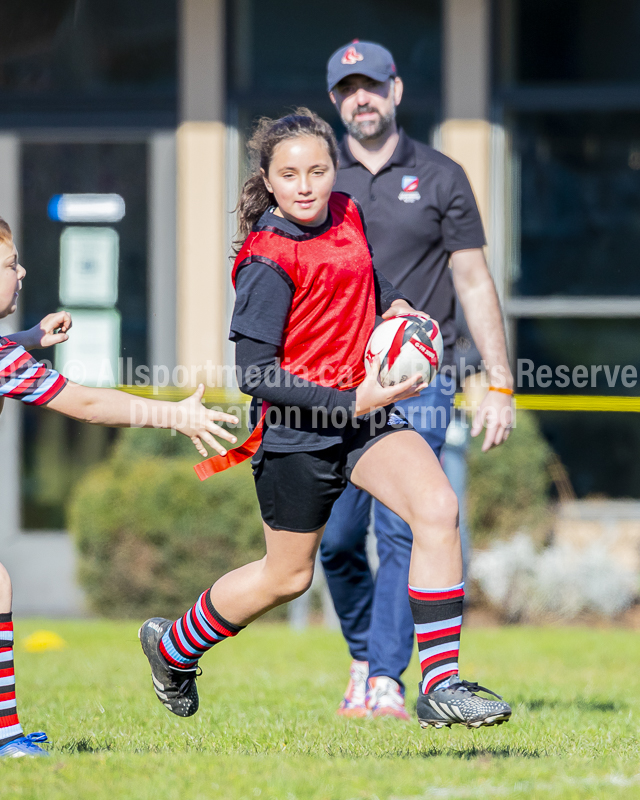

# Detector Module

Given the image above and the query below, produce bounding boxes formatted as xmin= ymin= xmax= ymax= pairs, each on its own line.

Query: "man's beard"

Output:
xmin=343 ymin=105 xmax=395 ymax=142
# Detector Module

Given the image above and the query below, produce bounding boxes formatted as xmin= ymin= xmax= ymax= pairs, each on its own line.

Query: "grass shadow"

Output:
xmin=523 ymin=698 xmax=620 ymax=713
xmin=420 ymin=746 xmax=542 ymax=760
xmin=60 ymin=738 xmax=115 ymax=754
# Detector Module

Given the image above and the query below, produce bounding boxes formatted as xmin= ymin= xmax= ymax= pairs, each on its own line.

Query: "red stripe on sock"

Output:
xmin=425 ymin=669 xmax=459 ymax=694
xmin=419 ymin=649 xmax=460 ymax=670
xmin=180 ymin=614 xmax=204 ymax=651
xmin=416 ymin=625 xmax=461 ymax=644
xmin=171 ymin=620 xmax=197 ymax=657
xmin=0 ymin=668 xmax=14 ymax=679
xmin=0 ymin=622 xmax=13 ymax=631
xmin=189 ymin=606 xmax=215 ymax=643
xmin=0 ymin=691 xmax=16 ymax=703
xmin=198 ymin=594 xmax=236 ymax=638
xmin=158 ymin=638 xmax=186 ymax=669
xmin=409 ymin=587 xmax=464 ymax=602
xmin=0 ymin=713 xmax=19 ymax=729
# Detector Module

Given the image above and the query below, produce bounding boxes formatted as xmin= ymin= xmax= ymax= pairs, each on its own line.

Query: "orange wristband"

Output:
xmin=489 ymin=386 xmax=514 ymax=396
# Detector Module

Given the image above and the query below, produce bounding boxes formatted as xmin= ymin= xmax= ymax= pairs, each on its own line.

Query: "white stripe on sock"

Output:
xmin=409 ymin=582 xmax=464 ymax=593
xmin=421 ymin=663 xmax=459 ymax=693
xmin=418 ymin=641 xmax=460 ymax=663
xmin=414 ymin=616 xmax=462 ymax=635
xmin=0 ymin=723 xmax=23 ymax=740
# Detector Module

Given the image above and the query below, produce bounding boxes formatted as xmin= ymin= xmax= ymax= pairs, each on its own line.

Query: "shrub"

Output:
xmin=67 ymin=427 xmax=265 ymax=619
xmin=466 ymin=410 xmax=553 ymax=545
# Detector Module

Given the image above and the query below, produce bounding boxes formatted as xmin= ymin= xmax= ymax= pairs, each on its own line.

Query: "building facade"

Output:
xmin=1 ymin=0 xmax=639 ymax=612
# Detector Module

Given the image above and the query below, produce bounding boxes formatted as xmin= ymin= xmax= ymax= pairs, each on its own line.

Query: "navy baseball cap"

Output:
xmin=326 ymin=40 xmax=397 ymax=92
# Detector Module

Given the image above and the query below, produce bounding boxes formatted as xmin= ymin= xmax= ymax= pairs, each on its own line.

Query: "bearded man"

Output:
xmin=320 ymin=40 xmax=513 ymax=719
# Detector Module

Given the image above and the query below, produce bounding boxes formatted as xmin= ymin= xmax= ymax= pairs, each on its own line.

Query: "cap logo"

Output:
xmin=341 ymin=46 xmax=364 ymax=65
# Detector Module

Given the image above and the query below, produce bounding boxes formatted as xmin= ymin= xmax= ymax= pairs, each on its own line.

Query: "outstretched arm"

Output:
xmin=10 ymin=311 xmax=72 ymax=350
xmin=45 ymin=382 xmax=238 ymax=458
xmin=451 ymin=247 xmax=513 ymax=451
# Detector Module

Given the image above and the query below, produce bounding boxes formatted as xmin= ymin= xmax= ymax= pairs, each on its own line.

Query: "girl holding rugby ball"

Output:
xmin=140 ymin=109 xmax=511 ymax=729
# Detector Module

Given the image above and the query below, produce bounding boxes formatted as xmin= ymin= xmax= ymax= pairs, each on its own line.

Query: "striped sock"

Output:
xmin=409 ymin=582 xmax=464 ymax=694
xmin=0 ymin=613 xmax=23 ymax=747
xmin=159 ymin=590 xmax=243 ymax=669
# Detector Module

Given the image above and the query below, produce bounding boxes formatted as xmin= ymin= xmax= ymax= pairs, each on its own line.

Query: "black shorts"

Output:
xmin=252 ymin=408 xmax=411 ymax=532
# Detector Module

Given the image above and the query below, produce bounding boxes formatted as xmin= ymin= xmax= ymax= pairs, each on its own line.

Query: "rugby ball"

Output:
xmin=364 ymin=314 xmax=443 ymax=388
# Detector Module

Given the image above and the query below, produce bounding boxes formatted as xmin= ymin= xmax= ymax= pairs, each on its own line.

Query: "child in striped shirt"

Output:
xmin=0 ymin=215 xmax=238 ymax=757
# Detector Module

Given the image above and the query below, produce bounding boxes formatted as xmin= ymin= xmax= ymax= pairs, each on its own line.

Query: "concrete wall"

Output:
xmin=555 ymin=501 xmax=640 ymax=574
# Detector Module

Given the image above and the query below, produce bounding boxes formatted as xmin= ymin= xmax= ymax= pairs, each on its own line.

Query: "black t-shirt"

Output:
xmin=334 ymin=129 xmax=486 ymax=366
xmin=230 ymin=206 xmax=405 ymax=452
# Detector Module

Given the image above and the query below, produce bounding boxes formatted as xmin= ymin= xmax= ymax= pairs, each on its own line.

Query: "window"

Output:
xmin=0 ymin=0 xmax=177 ymax=127
xmin=498 ymin=0 xmax=640 ymax=86
xmin=20 ymin=140 xmax=149 ymax=528
xmin=228 ymin=0 xmax=441 ymax=143
xmin=514 ymin=112 xmax=640 ymax=296
xmin=517 ymin=318 xmax=640 ymax=396
xmin=495 ymin=0 xmax=640 ymax=499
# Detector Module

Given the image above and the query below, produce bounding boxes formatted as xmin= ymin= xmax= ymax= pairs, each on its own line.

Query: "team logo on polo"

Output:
xmin=342 ymin=46 xmax=364 ymax=65
xmin=399 ymin=175 xmax=421 ymax=203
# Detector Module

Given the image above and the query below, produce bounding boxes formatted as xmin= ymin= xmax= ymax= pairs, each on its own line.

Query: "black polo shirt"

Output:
xmin=334 ymin=129 xmax=485 ymax=366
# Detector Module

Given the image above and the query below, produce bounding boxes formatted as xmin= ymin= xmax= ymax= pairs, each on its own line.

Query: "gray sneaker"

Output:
xmin=416 ymin=676 xmax=511 ymax=729
xmin=138 ymin=617 xmax=200 ymax=717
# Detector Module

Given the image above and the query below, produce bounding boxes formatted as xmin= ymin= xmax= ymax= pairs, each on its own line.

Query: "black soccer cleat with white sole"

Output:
xmin=417 ymin=676 xmax=511 ymax=729
xmin=139 ymin=617 xmax=200 ymax=717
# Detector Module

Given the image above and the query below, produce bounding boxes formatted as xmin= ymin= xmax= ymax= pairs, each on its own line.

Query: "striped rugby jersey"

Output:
xmin=0 ymin=336 xmax=67 ymax=405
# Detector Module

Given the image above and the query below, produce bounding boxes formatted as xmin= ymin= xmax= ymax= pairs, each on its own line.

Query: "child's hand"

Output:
xmin=21 ymin=311 xmax=73 ymax=349
xmin=354 ymin=357 xmax=426 ymax=417
xmin=175 ymin=384 xmax=240 ymax=457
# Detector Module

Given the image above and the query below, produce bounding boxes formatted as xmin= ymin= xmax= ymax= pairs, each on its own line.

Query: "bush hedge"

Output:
xmin=467 ymin=409 xmax=553 ymax=545
xmin=69 ymin=410 xmax=555 ymax=617
xmin=68 ymin=427 xmax=265 ymax=618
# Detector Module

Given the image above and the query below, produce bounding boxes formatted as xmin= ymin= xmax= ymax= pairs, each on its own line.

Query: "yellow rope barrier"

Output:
xmin=116 ymin=385 xmax=640 ymax=412
xmin=455 ymin=393 xmax=640 ymax=413
xmin=116 ymin=385 xmax=248 ymax=405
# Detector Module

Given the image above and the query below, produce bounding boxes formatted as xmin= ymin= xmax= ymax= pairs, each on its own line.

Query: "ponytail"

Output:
xmin=233 ymin=107 xmax=338 ymax=253
xmin=235 ymin=174 xmax=274 ymax=248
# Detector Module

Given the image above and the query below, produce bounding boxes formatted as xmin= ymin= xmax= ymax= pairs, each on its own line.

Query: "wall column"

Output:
xmin=0 ymin=134 xmax=21 ymax=543
xmin=440 ymin=0 xmax=491 ymax=233
xmin=149 ymin=132 xmax=178 ymax=374
xmin=177 ymin=0 xmax=227 ymax=381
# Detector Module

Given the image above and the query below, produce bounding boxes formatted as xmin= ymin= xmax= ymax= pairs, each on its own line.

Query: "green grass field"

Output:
xmin=4 ymin=621 xmax=640 ymax=799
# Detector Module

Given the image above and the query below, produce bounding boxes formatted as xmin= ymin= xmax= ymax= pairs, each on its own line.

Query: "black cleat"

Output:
xmin=138 ymin=617 xmax=200 ymax=717
xmin=417 ymin=676 xmax=511 ymax=729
